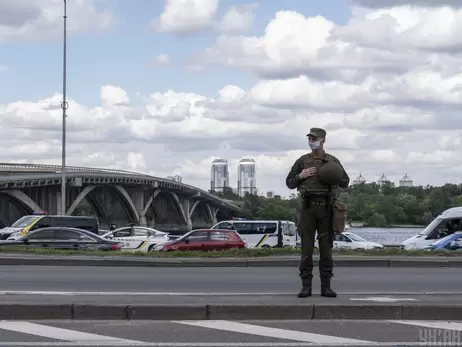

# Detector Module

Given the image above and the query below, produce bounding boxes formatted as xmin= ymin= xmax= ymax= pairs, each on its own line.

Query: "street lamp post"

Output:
xmin=60 ymin=0 xmax=68 ymax=215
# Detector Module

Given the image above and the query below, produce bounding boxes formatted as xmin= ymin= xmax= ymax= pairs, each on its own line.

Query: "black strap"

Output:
xmin=326 ymin=185 xmax=334 ymax=248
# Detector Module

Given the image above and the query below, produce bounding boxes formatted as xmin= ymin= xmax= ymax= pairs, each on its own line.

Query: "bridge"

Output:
xmin=0 ymin=163 xmax=240 ymax=232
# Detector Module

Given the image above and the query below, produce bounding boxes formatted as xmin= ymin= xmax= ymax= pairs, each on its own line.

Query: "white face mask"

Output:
xmin=309 ymin=140 xmax=321 ymax=150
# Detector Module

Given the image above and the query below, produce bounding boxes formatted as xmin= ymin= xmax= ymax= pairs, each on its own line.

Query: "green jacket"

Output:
xmin=285 ymin=152 xmax=350 ymax=197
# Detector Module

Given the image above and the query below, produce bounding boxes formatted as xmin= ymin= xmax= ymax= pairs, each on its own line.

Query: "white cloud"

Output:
xmin=193 ymin=7 xmax=462 ymax=79
xmin=152 ymin=0 xmax=219 ymax=34
xmin=351 ymin=0 xmax=462 ymax=9
xmin=3 ymin=1 xmax=462 ymax=196
xmin=217 ymin=4 xmax=257 ymax=33
xmin=0 ymin=65 xmax=7 ymax=71
xmin=0 ymin=0 xmax=113 ymax=43
xmin=2 ymin=74 xmax=462 ymax=196
xmin=152 ymin=0 xmax=256 ymax=34
xmin=154 ymin=54 xmax=172 ymax=65
xmin=101 ymin=85 xmax=130 ymax=107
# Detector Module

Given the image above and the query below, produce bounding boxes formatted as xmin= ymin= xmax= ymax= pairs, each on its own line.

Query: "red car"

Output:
xmin=154 ymin=229 xmax=246 ymax=252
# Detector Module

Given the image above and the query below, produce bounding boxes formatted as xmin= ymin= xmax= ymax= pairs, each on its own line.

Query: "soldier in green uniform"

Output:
xmin=285 ymin=128 xmax=350 ymax=298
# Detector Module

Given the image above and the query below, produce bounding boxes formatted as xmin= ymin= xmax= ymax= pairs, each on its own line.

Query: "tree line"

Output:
xmin=210 ymin=183 xmax=462 ymax=227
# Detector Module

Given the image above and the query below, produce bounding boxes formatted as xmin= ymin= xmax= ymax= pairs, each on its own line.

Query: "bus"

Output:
xmin=210 ymin=220 xmax=297 ymax=248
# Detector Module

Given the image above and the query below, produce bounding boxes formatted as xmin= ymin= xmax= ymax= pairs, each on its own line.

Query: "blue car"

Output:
xmin=425 ymin=231 xmax=462 ymax=251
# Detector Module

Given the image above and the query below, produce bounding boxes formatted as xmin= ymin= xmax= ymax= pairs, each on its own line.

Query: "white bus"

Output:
xmin=210 ymin=220 xmax=297 ymax=248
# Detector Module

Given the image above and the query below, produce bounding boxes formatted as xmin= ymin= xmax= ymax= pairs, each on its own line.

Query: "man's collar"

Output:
xmin=310 ymin=149 xmax=325 ymax=159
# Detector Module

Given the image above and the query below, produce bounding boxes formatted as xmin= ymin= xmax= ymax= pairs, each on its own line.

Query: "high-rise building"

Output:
xmin=399 ymin=173 xmax=413 ymax=187
xmin=210 ymin=159 xmax=229 ymax=193
xmin=237 ymin=158 xmax=257 ymax=197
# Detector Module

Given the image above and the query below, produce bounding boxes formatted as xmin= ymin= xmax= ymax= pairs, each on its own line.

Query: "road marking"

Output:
xmin=0 ymin=290 xmax=458 ymax=296
xmin=0 ymin=322 xmax=143 ymax=344
xmin=393 ymin=320 xmax=462 ymax=331
xmin=173 ymin=320 xmax=373 ymax=344
xmin=0 ymin=343 xmax=459 ymax=346
xmin=0 ymin=291 xmax=298 ymax=296
xmin=350 ymin=296 xmax=418 ymax=302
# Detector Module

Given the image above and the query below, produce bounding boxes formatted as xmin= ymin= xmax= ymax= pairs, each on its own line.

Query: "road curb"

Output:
xmin=0 ymin=303 xmax=461 ymax=320
xmin=0 ymin=255 xmax=461 ymax=267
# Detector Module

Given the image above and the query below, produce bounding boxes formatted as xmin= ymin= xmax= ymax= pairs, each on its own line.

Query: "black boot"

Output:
xmin=320 ymin=278 xmax=337 ymax=297
xmin=298 ymin=279 xmax=312 ymax=298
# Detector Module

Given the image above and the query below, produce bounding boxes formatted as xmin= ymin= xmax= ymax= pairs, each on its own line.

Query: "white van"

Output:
xmin=210 ymin=220 xmax=297 ymax=248
xmin=401 ymin=207 xmax=462 ymax=250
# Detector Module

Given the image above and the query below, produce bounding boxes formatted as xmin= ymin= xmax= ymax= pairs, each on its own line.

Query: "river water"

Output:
xmin=349 ymin=227 xmax=422 ymax=246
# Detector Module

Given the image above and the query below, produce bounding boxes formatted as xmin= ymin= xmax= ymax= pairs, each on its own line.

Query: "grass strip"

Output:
xmin=0 ymin=246 xmax=459 ymax=258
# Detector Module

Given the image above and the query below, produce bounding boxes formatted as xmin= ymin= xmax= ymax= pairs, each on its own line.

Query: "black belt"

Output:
xmin=302 ymin=195 xmax=332 ymax=205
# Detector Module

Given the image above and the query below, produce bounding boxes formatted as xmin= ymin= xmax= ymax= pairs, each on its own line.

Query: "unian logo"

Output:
xmin=419 ymin=328 xmax=462 ymax=344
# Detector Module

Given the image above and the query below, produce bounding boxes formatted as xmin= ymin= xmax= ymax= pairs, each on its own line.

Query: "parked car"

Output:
xmin=315 ymin=231 xmax=383 ymax=250
xmin=102 ymin=226 xmax=170 ymax=252
xmin=0 ymin=227 xmax=121 ymax=251
xmin=425 ymin=231 xmax=462 ymax=251
xmin=3 ymin=215 xmax=99 ymax=240
xmin=152 ymin=229 xmax=246 ymax=252
xmin=334 ymin=232 xmax=384 ymax=250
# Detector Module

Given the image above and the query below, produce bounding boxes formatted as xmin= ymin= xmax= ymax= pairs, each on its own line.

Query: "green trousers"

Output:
xmin=298 ymin=200 xmax=334 ymax=285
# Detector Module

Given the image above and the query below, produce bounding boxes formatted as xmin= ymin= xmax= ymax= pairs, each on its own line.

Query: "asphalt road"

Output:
xmin=1 ymin=319 xmax=461 ymax=346
xmin=0 ymin=266 xmax=460 ymax=294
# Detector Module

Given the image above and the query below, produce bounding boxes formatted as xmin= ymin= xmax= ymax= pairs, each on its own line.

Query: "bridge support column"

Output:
xmin=181 ymin=199 xmax=192 ymax=231
xmin=209 ymin=206 xmax=218 ymax=225
xmin=133 ymin=191 xmax=147 ymax=227
xmin=139 ymin=211 xmax=147 ymax=227
xmin=55 ymin=191 xmax=63 ymax=215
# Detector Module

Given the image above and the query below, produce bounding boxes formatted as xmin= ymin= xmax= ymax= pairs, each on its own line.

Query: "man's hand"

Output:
xmin=299 ymin=167 xmax=316 ymax=179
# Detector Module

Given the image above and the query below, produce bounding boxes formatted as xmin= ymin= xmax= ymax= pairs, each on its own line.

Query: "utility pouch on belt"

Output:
xmin=332 ymin=201 xmax=347 ymax=233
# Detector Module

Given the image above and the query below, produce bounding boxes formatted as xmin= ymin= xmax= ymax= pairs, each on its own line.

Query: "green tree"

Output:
xmin=216 ymin=183 xmax=462 ymax=228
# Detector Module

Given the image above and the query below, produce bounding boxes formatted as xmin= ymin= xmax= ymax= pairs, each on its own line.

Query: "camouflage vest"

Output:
xmin=297 ymin=152 xmax=339 ymax=198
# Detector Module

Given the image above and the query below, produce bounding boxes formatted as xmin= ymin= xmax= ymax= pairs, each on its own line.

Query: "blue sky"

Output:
xmin=0 ymin=0 xmax=352 ymax=107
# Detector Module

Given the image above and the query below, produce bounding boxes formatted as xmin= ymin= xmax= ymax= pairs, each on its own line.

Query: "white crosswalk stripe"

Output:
xmin=173 ymin=320 xmax=373 ymax=344
xmin=0 ymin=321 xmax=143 ymax=344
xmin=0 ymin=320 xmax=460 ymax=346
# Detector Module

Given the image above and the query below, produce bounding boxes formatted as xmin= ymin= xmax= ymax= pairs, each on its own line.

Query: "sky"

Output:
xmin=1 ymin=0 xmax=462 ymax=197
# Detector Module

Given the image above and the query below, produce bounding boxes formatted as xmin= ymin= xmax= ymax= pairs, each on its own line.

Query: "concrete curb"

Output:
xmin=0 ymin=303 xmax=461 ymax=320
xmin=0 ymin=254 xmax=462 ymax=267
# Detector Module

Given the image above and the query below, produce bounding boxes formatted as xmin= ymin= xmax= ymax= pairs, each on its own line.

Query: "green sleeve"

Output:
xmin=333 ymin=157 xmax=350 ymax=188
xmin=286 ymin=158 xmax=303 ymax=189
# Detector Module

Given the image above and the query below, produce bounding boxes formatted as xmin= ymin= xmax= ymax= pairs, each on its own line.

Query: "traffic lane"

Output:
xmin=0 ymin=266 xmax=460 ymax=293
xmin=3 ymin=319 xmax=462 ymax=345
xmin=0 ymin=293 xmax=460 ymax=305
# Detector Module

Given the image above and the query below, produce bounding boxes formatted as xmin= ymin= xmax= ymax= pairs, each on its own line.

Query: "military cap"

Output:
xmin=306 ymin=127 xmax=326 ymax=138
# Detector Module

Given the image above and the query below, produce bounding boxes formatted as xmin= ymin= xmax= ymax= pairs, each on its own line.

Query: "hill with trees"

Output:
xmin=210 ymin=183 xmax=462 ymax=227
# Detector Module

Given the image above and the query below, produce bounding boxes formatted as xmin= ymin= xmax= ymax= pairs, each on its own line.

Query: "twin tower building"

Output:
xmin=210 ymin=159 xmax=257 ymax=198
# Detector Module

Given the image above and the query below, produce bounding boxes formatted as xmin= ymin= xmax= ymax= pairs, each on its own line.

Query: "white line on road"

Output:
xmin=0 ymin=342 xmax=459 ymax=346
xmin=0 ymin=322 xmax=144 ymax=344
xmin=173 ymin=320 xmax=373 ymax=344
xmin=393 ymin=320 xmax=462 ymax=331
xmin=350 ymin=297 xmax=417 ymax=302
xmin=0 ymin=290 xmax=460 ymax=296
